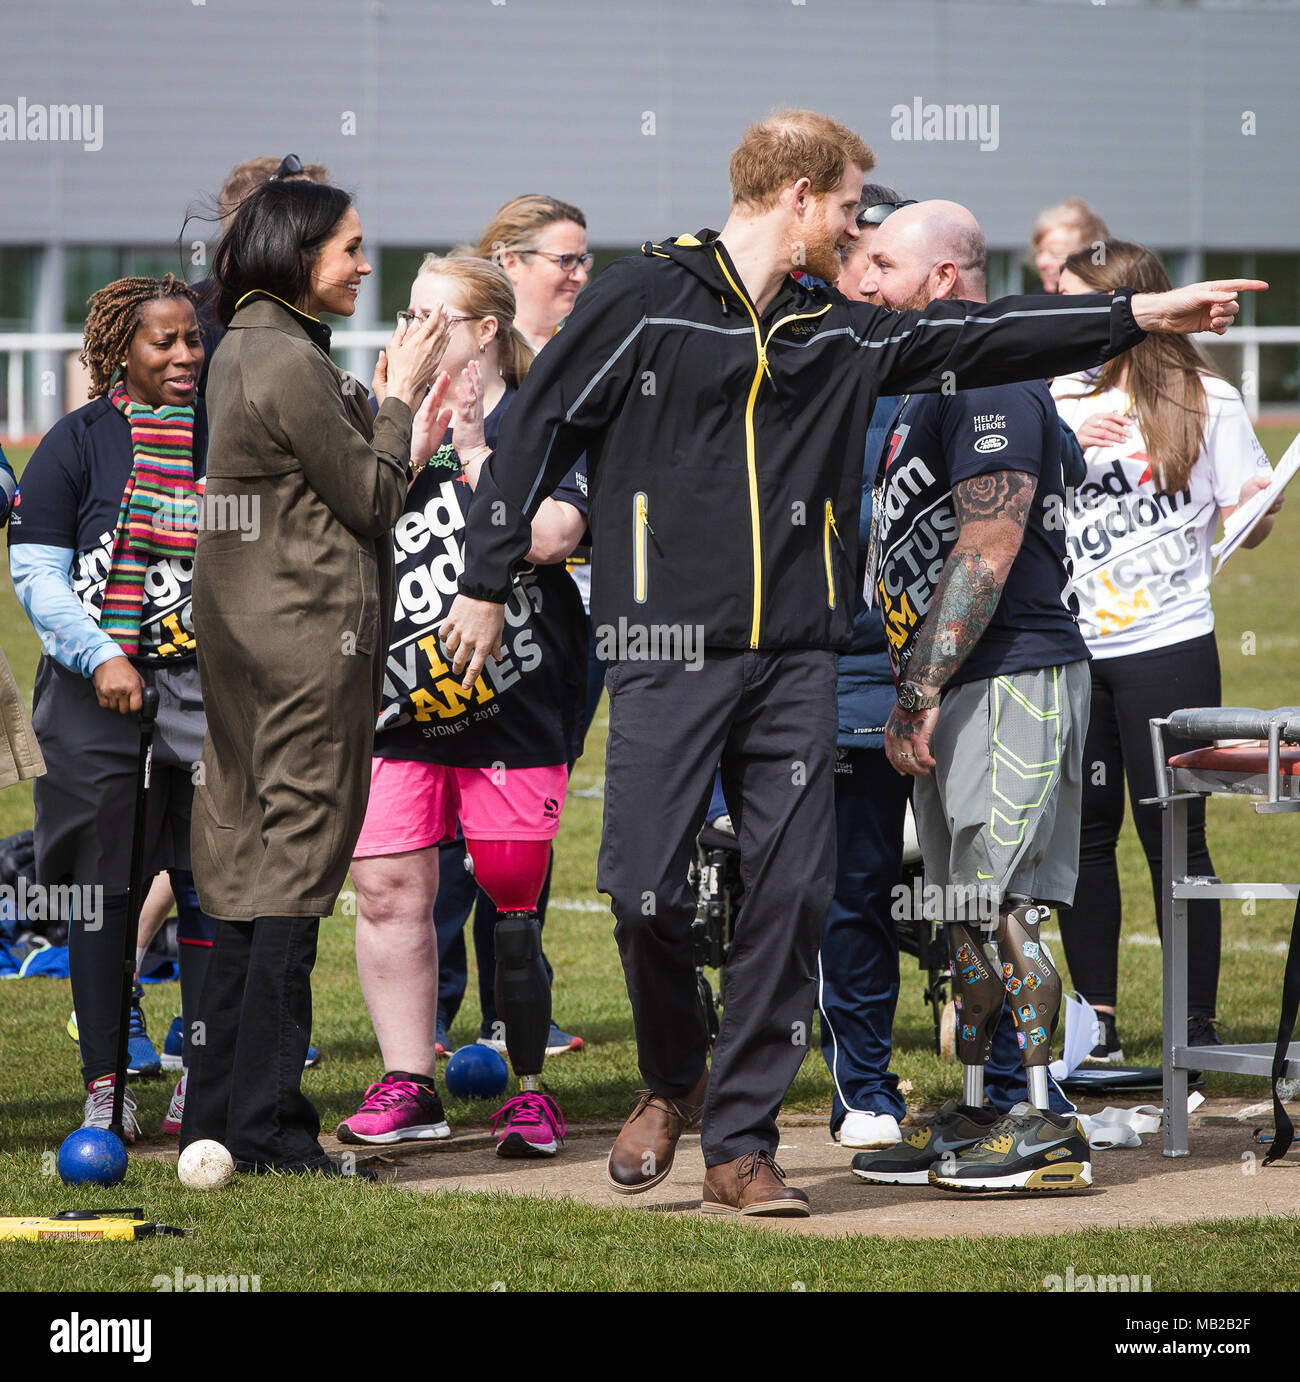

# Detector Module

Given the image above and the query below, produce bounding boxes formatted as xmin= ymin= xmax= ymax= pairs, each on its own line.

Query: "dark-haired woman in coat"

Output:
xmin=181 ymin=179 xmax=450 ymax=1173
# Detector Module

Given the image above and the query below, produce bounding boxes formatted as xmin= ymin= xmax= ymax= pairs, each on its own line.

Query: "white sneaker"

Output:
xmin=82 ymin=1074 xmax=140 ymax=1144
xmin=837 ymin=1110 xmax=902 ymax=1149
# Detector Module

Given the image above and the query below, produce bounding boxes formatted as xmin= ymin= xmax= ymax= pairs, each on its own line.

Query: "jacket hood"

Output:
xmin=640 ymin=231 xmax=826 ymax=317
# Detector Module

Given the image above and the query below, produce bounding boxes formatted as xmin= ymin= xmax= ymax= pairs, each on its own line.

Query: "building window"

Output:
xmin=64 ymin=247 xmax=191 ymax=327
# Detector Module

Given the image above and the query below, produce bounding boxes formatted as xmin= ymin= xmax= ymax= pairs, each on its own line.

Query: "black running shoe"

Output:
xmin=1084 ymin=1010 xmax=1124 ymax=1064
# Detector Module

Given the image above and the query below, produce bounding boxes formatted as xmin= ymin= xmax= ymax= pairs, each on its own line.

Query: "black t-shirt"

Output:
xmin=8 ymin=395 xmax=208 ymax=661
xmin=871 ymin=381 xmax=1087 ymax=687
xmin=374 ymin=387 xmax=589 ymax=768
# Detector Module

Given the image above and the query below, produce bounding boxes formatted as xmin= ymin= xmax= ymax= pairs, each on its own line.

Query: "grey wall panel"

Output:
xmin=0 ymin=0 xmax=1295 ymax=251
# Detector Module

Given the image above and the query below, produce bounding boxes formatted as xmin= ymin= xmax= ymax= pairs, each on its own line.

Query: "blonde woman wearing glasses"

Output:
xmin=475 ymin=195 xmax=592 ymax=351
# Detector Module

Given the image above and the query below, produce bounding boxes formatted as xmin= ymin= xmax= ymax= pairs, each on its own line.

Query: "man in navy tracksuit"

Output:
xmin=443 ymin=110 xmax=1255 ymax=1216
xmin=815 ymin=191 xmax=914 ymax=1151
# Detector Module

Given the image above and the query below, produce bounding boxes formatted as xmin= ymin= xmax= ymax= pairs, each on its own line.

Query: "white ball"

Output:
xmin=177 ymin=1139 xmax=235 ymax=1191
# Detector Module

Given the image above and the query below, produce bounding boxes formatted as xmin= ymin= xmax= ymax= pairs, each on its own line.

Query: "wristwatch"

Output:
xmin=897 ymin=681 xmax=941 ymax=713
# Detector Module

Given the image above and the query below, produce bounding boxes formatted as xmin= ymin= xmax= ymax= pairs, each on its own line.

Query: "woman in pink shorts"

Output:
xmin=338 ymin=255 xmax=589 ymax=1156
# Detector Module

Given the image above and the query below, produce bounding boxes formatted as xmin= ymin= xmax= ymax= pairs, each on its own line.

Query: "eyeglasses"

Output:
xmin=856 ymin=198 xmax=918 ymax=228
xmin=514 ymin=249 xmax=594 ymax=273
xmin=270 ymin=153 xmax=304 ymax=181
xmin=397 ymin=309 xmax=477 ymax=327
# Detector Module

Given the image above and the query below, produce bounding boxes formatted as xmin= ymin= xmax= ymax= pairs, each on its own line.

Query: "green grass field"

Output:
xmin=1 ymin=428 xmax=1297 ymax=1291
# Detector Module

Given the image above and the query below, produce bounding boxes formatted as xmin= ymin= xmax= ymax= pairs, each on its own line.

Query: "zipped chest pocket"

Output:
xmin=633 ymin=492 xmax=653 ymax=604
xmin=823 ymin=500 xmax=844 ymax=610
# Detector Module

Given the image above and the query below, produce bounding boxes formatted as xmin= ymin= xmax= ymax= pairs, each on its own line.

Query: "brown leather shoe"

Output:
xmin=605 ymin=1070 xmax=708 ymax=1194
xmin=701 ymin=1150 xmax=810 ymax=1217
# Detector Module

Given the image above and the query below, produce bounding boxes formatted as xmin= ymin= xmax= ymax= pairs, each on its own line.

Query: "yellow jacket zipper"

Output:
xmin=633 ymin=491 xmax=651 ymax=604
xmin=712 ymin=249 xmax=831 ymax=647
xmin=824 ymin=500 xmax=841 ymax=609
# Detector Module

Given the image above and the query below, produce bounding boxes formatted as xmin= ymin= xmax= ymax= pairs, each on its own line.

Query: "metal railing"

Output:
xmin=3 ymin=326 xmax=1298 ymax=442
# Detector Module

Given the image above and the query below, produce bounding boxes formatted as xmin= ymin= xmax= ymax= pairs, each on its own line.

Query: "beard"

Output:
xmin=887 ymin=283 xmax=936 ymax=314
xmin=792 ymin=214 xmax=845 ymax=283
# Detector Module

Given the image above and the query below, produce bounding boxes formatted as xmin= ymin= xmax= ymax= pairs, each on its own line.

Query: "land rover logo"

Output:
xmin=974 ymin=434 xmax=1008 ymax=453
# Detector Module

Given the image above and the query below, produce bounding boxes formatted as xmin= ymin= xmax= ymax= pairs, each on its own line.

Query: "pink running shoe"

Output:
xmin=490 ymin=1091 xmax=566 ymax=1158
xmin=160 ymin=1074 xmax=186 ymax=1135
xmin=337 ymin=1076 xmax=451 ymax=1145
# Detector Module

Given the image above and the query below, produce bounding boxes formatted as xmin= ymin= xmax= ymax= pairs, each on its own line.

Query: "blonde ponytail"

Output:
xmin=499 ymin=324 xmax=535 ymax=389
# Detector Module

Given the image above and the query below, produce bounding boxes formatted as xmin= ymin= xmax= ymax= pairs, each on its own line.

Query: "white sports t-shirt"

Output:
xmin=1051 ymin=371 xmax=1272 ymax=659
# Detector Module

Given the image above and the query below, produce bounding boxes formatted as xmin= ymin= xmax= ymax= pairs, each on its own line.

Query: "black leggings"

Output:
xmin=1057 ymin=632 xmax=1222 ymax=1018
xmin=70 ymin=871 xmax=213 ymax=1085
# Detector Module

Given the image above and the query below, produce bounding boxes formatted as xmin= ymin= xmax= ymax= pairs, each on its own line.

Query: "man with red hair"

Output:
xmin=444 ymin=109 xmax=1261 ymax=1218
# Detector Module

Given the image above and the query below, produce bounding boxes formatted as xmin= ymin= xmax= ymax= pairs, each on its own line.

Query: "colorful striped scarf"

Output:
xmin=103 ymin=381 xmax=199 ymax=655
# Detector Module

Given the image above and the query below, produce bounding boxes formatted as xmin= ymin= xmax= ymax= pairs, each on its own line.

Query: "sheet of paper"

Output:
xmin=1049 ymin=990 xmax=1100 ymax=1082
xmin=1213 ymin=431 xmax=1300 ymax=573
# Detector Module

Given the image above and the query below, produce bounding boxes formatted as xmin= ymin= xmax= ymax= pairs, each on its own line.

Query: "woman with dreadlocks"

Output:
xmin=9 ymin=273 xmax=216 ymax=1142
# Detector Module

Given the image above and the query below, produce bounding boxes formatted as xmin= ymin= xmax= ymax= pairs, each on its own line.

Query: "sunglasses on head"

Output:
xmin=270 ymin=153 xmax=304 ymax=181
xmin=856 ymin=198 xmax=918 ymax=228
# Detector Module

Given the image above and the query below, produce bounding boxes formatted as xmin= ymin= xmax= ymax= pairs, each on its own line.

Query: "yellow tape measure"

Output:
xmin=0 ymin=1208 xmax=189 ymax=1241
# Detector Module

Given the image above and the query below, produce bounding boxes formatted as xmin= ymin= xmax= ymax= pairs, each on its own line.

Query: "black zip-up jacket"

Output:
xmin=460 ymin=231 xmax=1145 ymax=653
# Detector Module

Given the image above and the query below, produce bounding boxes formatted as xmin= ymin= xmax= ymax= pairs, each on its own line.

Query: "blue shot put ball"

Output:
xmin=445 ymin=1045 xmax=509 ymax=1099
xmin=57 ymin=1127 xmax=128 ymax=1186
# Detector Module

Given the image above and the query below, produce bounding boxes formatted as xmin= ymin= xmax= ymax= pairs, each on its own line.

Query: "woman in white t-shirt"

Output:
xmin=1052 ymin=239 xmax=1282 ymax=1064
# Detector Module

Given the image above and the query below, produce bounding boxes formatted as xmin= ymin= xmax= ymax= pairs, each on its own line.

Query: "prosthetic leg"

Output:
xmin=946 ymin=899 xmax=1062 ymax=1111
xmin=464 ymin=839 xmax=552 ymax=1089
xmin=855 ymin=901 xmax=1078 ymax=1192
xmin=994 ymin=897 xmax=1062 ymax=1111
xmin=925 ymin=901 xmax=1087 ymax=1192
xmin=947 ymin=919 xmax=1005 ymax=1110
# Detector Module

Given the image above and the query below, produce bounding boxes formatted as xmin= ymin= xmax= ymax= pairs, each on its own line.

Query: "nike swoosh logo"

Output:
xmin=1015 ymin=1135 xmax=1068 ymax=1157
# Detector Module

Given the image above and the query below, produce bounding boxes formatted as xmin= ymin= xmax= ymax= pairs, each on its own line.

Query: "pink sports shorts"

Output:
xmin=352 ymin=757 xmax=569 ymax=858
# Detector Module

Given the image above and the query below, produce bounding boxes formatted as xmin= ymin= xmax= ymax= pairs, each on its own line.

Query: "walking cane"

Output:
xmin=110 ymin=686 xmax=160 ymax=1142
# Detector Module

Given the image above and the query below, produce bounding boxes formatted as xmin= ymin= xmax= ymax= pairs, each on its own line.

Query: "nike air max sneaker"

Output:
xmin=336 ymin=1075 xmax=451 ymax=1145
xmin=928 ymin=1104 xmax=1092 ymax=1193
xmin=850 ymin=1100 xmax=999 ymax=1185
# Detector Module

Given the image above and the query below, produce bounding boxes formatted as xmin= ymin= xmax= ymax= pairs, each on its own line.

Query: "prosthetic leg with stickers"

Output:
xmin=928 ymin=900 xmax=1092 ymax=1192
xmin=466 ymin=839 xmax=567 ymax=1158
xmin=853 ymin=902 xmax=1090 ymax=1191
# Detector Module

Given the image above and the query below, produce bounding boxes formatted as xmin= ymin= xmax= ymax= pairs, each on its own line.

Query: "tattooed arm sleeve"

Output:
xmin=904 ymin=470 xmax=1035 ymax=691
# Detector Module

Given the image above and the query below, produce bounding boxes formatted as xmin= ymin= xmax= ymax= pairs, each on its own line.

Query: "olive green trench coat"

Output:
xmin=192 ymin=295 xmax=410 ymax=919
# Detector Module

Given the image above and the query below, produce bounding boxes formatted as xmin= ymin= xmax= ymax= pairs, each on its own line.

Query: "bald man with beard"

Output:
xmin=850 ymin=200 xmax=1096 ymax=1193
